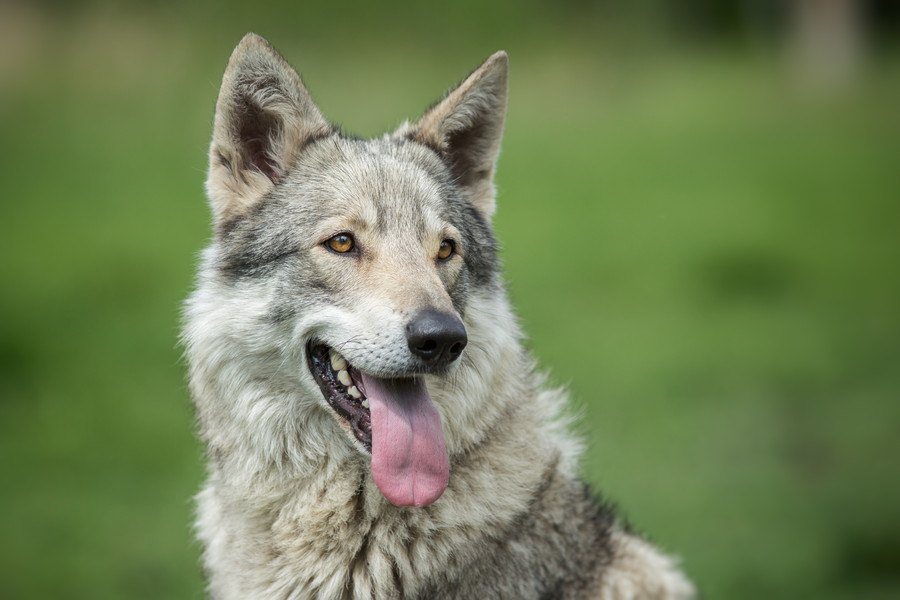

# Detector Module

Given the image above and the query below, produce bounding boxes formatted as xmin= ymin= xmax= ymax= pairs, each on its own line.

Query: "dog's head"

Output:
xmin=191 ymin=34 xmax=509 ymax=507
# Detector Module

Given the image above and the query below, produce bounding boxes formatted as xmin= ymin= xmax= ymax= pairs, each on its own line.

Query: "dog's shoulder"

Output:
xmin=594 ymin=529 xmax=696 ymax=600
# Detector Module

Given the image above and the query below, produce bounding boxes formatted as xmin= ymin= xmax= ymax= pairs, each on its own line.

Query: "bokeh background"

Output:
xmin=1 ymin=1 xmax=899 ymax=598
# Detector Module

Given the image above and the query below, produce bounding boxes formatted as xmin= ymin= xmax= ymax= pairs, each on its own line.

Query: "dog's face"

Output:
xmin=197 ymin=34 xmax=508 ymax=506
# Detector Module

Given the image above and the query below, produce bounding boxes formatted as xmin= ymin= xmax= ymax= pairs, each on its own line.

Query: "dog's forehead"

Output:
xmin=284 ymin=136 xmax=453 ymax=229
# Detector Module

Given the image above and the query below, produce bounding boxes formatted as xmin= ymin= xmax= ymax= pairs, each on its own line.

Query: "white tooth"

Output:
xmin=361 ymin=399 xmax=369 ymax=409
xmin=330 ymin=351 xmax=348 ymax=371
xmin=337 ymin=369 xmax=352 ymax=387
xmin=347 ymin=385 xmax=361 ymax=399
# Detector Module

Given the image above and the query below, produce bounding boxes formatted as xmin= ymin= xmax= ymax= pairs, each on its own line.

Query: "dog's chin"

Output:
xmin=306 ymin=342 xmax=373 ymax=452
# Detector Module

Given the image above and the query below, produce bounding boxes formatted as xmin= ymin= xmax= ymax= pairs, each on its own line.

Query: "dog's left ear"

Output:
xmin=402 ymin=51 xmax=508 ymax=219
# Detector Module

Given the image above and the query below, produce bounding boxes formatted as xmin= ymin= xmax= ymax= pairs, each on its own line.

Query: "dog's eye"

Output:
xmin=326 ymin=234 xmax=355 ymax=254
xmin=437 ymin=239 xmax=455 ymax=261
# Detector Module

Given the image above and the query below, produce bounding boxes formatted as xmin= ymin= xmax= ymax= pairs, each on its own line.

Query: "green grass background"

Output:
xmin=1 ymin=2 xmax=899 ymax=598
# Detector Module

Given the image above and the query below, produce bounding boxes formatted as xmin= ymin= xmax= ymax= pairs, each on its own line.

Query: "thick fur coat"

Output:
xmin=183 ymin=33 xmax=695 ymax=599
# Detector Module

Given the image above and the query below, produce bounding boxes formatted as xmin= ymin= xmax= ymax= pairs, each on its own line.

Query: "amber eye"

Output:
xmin=437 ymin=239 xmax=455 ymax=261
xmin=326 ymin=233 xmax=355 ymax=254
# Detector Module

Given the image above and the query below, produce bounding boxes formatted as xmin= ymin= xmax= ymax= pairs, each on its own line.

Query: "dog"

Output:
xmin=183 ymin=33 xmax=696 ymax=599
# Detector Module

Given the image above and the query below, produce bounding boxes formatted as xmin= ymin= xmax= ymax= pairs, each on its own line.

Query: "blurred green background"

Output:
xmin=1 ymin=1 xmax=899 ymax=598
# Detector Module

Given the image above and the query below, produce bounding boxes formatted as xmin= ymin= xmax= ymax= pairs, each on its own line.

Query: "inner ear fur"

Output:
xmin=207 ymin=33 xmax=331 ymax=226
xmin=402 ymin=51 xmax=508 ymax=219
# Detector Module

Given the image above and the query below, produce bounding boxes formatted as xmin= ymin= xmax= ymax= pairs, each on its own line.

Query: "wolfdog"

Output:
xmin=183 ymin=33 xmax=695 ymax=599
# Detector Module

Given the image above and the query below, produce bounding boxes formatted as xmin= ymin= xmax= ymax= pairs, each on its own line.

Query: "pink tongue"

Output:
xmin=360 ymin=373 xmax=449 ymax=507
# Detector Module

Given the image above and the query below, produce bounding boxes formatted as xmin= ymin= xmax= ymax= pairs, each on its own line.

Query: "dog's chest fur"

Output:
xmin=195 ymin=416 xmax=615 ymax=600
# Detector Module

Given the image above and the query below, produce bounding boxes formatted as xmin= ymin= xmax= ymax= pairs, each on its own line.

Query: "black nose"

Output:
xmin=406 ymin=309 xmax=468 ymax=366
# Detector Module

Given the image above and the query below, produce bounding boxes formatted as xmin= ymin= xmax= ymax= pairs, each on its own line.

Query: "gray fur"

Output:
xmin=184 ymin=33 xmax=695 ymax=599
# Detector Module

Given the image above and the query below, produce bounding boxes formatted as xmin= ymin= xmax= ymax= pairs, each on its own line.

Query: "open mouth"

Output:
xmin=306 ymin=342 xmax=372 ymax=450
xmin=306 ymin=340 xmax=451 ymax=507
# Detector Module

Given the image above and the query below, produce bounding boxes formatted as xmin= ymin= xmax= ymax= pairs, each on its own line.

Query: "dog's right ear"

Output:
xmin=207 ymin=33 xmax=330 ymax=226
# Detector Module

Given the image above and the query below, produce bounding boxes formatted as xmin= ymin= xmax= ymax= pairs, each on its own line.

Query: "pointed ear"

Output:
xmin=207 ymin=33 xmax=331 ymax=225
xmin=403 ymin=51 xmax=508 ymax=219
